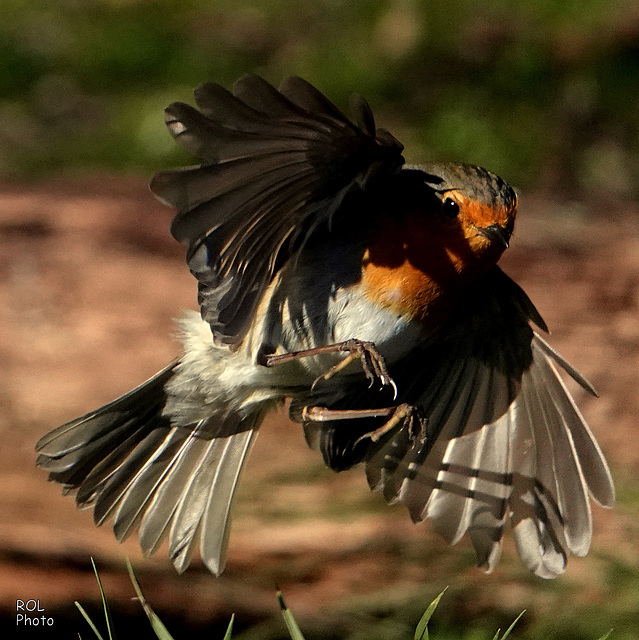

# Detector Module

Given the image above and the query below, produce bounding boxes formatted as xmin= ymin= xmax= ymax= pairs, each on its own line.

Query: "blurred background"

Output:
xmin=1 ymin=1 xmax=639 ymax=638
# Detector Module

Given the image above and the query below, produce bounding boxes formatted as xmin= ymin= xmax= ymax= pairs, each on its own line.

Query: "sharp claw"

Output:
xmin=310 ymin=339 xmax=400 ymax=398
xmin=365 ymin=369 xmax=377 ymax=386
xmin=389 ymin=378 xmax=398 ymax=401
xmin=354 ymin=432 xmax=371 ymax=447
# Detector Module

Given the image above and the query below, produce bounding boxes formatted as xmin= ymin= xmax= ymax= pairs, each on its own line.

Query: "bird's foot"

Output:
xmin=301 ymin=402 xmax=427 ymax=445
xmin=310 ymin=339 xmax=397 ymax=397
xmin=261 ymin=338 xmax=397 ymax=397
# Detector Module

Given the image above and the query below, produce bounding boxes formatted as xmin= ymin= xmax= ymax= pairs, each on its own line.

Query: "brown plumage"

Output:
xmin=36 ymin=75 xmax=613 ymax=578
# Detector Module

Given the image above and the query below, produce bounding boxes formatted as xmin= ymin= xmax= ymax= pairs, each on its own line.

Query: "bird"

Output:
xmin=35 ymin=74 xmax=614 ymax=579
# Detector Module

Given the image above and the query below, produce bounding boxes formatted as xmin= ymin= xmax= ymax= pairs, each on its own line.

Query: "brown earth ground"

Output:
xmin=1 ymin=176 xmax=638 ymax=639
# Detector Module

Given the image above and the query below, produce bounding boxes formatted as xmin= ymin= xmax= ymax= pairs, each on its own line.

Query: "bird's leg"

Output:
xmin=260 ymin=338 xmax=397 ymax=396
xmin=301 ymin=403 xmax=427 ymax=444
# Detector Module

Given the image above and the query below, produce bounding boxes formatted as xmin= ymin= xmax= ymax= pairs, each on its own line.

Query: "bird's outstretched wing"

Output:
xmin=150 ymin=75 xmax=405 ymax=347
xmin=302 ymin=267 xmax=615 ymax=578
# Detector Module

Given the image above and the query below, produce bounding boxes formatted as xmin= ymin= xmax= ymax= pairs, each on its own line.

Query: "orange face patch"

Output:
xmin=358 ymin=197 xmax=514 ymax=325
xmin=447 ymin=190 xmax=516 ymax=238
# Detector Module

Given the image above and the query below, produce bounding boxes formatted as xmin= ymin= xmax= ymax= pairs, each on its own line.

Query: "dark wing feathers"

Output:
xmin=150 ymin=74 xmax=404 ymax=346
xmin=280 ymin=76 xmax=351 ymax=120
xmin=303 ymin=267 xmax=613 ymax=578
xmin=349 ymin=93 xmax=377 ymax=136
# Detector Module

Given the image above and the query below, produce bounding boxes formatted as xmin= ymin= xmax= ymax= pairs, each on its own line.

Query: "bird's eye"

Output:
xmin=441 ymin=197 xmax=460 ymax=218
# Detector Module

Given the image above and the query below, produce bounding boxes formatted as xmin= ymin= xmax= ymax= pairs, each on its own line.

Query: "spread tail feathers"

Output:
xmin=35 ymin=362 xmax=259 ymax=575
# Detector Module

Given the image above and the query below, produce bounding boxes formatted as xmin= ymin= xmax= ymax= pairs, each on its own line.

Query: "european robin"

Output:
xmin=36 ymin=75 xmax=614 ymax=579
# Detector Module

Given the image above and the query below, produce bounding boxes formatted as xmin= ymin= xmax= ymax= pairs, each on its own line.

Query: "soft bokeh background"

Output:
xmin=4 ymin=0 xmax=639 ymax=196
xmin=2 ymin=1 xmax=639 ymax=639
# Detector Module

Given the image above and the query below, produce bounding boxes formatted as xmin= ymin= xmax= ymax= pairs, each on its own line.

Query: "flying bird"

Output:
xmin=36 ymin=75 xmax=614 ymax=579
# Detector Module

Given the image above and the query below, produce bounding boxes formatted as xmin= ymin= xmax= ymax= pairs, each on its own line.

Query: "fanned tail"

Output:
xmin=35 ymin=362 xmax=259 ymax=575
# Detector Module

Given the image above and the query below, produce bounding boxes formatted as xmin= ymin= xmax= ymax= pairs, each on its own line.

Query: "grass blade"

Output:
xmin=596 ymin=631 xmax=613 ymax=640
xmin=90 ymin=558 xmax=116 ymax=640
xmin=75 ymin=601 xmax=105 ymax=640
xmin=125 ymin=558 xmax=175 ymax=640
xmin=222 ymin=613 xmax=235 ymax=640
xmin=414 ymin=588 xmax=448 ymax=640
xmin=499 ymin=610 xmax=525 ymax=639
xmin=277 ymin=590 xmax=306 ymax=640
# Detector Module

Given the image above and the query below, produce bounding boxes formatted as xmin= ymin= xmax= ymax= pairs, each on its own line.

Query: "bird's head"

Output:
xmin=360 ymin=162 xmax=519 ymax=321
xmin=415 ymin=162 xmax=518 ymax=265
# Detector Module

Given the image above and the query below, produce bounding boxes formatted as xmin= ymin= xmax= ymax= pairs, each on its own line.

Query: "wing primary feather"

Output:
xmin=349 ymin=94 xmax=376 ymax=136
xmin=232 ymin=74 xmax=310 ymax=119
xmin=533 ymin=332 xmax=598 ymax=396
xmin=153 ymin=75 xmax=404 ymax=346
xmin=194 ymin=82 xmax=272 ymax=126
xmin=528 ymin=361 xmax=592 ymax=555
xmin=532 ymin=341 xmax=615 ymax=507
xmin=279 ymin=76 xmax=352 ymax=121
xmin=510 ymin=375 xmax=565 ymax=577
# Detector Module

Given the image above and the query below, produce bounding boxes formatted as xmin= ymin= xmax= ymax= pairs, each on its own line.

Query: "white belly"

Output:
xmin=244 ymin=269 xmax=427 ymax=381
xmin=170 ymin=241 xmax=429 ymax=419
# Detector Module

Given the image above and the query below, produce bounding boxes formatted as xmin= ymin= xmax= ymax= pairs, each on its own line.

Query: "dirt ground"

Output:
xmin=1 ymin=175 xmax=638 ymax=639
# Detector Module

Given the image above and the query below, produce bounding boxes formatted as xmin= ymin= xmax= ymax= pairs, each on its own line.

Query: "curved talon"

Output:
xmin=336 ymin=339 xmax=397 ymax=393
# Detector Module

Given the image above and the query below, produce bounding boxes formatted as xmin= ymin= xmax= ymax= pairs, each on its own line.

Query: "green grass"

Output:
xmin=75 ymin=559 xmax=618 ymax=640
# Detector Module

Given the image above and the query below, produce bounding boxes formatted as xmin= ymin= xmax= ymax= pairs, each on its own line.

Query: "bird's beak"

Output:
xmin=477 ymin=223 xmax=511 ymax=249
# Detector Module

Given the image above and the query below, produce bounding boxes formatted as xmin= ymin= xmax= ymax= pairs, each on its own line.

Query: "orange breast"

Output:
xmin=359 ymin=211 xmax=476 ymax=326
